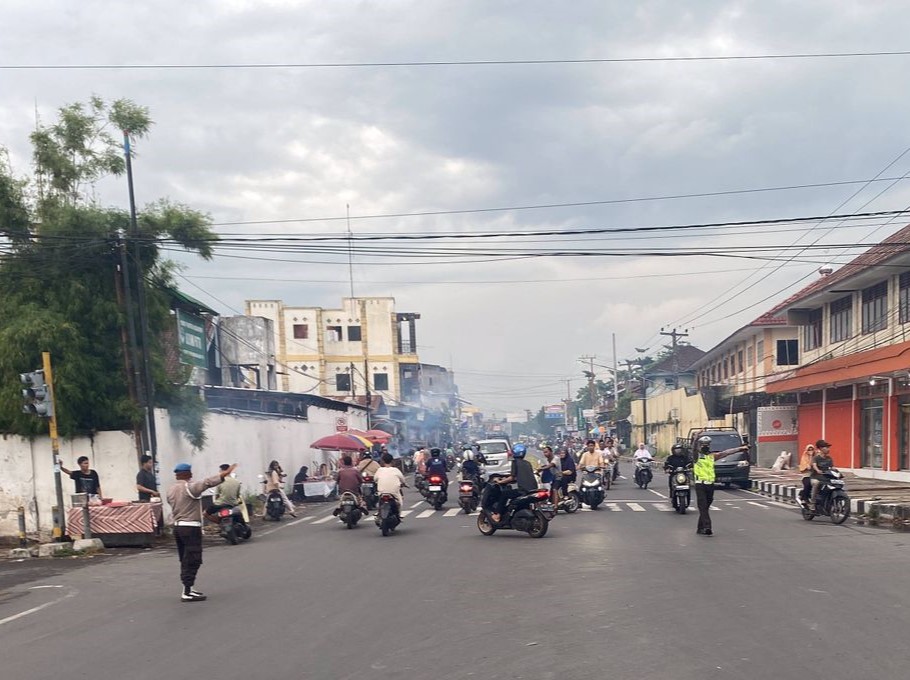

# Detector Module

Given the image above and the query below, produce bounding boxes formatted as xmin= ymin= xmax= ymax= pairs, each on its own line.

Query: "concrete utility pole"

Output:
xmin=579 ymin=354 xmax=597 ymax=407
xmin=660 ymin=327 xmax=689 ymax=349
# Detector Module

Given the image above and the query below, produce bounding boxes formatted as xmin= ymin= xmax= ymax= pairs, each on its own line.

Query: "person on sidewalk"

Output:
xmin=60 ymin=456 xmax=103 ymax=498
xmin=809 ymin=440 xmax=835 ymax=512
xmin=693 ymin=436 xmax=749 ymax=536
xmin=135 ymin=454 xmax=159 ymax=502
xmin=167 ymin=462 xmax=236 ymax=602
xmin=797 ymin=444 xmax=817 ymax=505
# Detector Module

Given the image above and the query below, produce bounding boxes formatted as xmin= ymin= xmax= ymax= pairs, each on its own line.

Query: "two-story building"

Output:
xmin=766 ymin=224 xmax=910 ymax=479
xmin=244 ymin=297 xmax=421 ymax=404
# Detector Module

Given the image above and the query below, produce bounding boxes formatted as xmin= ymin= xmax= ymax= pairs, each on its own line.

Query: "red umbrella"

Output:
xmin=310 ymin=433 xmax=369 ymax=451
xmin=364 ymin=429 xmax=392 ymax=442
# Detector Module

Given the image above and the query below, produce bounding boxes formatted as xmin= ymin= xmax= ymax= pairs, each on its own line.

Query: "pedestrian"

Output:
xmin=135 ymin=454 xmax=159 ymax=502
xmin=166 ymin=461 xmax=236 ymax=602
xmin=60 ymin=456 xmax=103 ymax=498
xmin=692 ymin=435 xmax=749 ymax=536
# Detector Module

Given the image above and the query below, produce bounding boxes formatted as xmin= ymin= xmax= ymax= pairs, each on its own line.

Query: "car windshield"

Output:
xmin=480 ymin=442 xmax=508 ymax=454
xmin=706 ymin=434 xmax=744 ymax=456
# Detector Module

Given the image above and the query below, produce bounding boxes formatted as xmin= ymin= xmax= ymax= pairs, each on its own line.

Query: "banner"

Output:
xmin=177 ymin=310 xmax=207 ymax=368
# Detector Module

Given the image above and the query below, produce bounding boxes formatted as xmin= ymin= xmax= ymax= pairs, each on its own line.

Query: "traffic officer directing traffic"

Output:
xmin=167 ymin=461 xmax=237 ymax=602
xmin=692 ymin=436 xmax=749 ymax=536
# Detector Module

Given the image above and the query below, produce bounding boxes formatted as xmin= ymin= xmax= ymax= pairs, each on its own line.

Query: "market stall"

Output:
xmin=66 ymin=501 xmax=163 ymax=547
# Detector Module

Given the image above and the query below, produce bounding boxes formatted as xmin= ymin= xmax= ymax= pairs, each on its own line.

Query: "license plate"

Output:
xmin=428 ymin=485 xmax=443 ymax=491
xmin=362 ymin=484 xmax=374 ymax=491
xmin=719 ymin=477 xmax=732 ymax=483
xmin=539 ymin=503 xmax=554 ymax=512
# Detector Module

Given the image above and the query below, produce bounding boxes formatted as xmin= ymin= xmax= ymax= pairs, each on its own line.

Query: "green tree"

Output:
xmin=0 ymin=96 xmax=216 ymax=446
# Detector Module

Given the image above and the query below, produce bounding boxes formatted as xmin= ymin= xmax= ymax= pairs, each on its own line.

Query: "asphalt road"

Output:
xmin=2 ymin=474 xmax=910 ymax=680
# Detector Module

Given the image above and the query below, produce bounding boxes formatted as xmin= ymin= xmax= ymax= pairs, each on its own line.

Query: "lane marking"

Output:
xmin=416 ymin=509 xmax=435 ymax=519
xmin=399 ymin=510 xmax=413 ymax=517
xmin=0 ymin=586 xmax=79 ymax=627
xmin=605 ymin=503 xmax=622 ymax=511
xmin=649 ymin=489 xmax=668 ymax=499
xmin=410 ymin=502 xmax=423 ymax=509
xmin=627 ymin=503 xmax=646 ymax=512
xmin=443 ymin=508 xmax=461 ymax=517
xmin=654 ymin=505 xmax=674 ymax=511
xmin=312 ymin=515 xmax=335 ymax=524
xmin=747 ymin=501 xmax=769 ymax=509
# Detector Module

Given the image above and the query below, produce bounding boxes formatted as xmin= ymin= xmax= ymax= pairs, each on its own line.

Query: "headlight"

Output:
xmin=674 ymin=472 xmax=688 ymax=484
xmin=737 ymin=460 xmax=750 ymax=468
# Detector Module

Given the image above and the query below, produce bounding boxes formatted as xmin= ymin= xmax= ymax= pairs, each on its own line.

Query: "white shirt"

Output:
xmin=601 ymin=447 xmax=618 ymax=461
xmin=633 ymin=448 xmax=652 ymax=460
xmin=374 ymin=466 xmax=406 ymax=495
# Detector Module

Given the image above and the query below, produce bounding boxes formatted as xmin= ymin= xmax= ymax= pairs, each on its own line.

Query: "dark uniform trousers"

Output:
xmin=695 ymin=482 xmax=715 ymax=533
xmin=175 ymin=526 xmax=203 ymax=588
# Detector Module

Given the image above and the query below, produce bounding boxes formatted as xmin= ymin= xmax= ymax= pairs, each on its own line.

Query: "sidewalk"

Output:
xmin=749 ymin=467 xmax=910 ymax=530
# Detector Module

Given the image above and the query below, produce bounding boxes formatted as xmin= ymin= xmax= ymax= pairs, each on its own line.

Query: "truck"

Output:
xmin=678 ymin=427 xmax=751 ymax=489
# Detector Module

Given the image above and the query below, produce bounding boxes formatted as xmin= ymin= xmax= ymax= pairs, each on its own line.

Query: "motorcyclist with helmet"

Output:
xmin=426 ymin=447 xmax=449 ymax=486
xmin=664 ymin=443 xmax=692 ymax=492
xmin=484 ymin=443 xmax=538 ymax=524
xmin=461 ymin=447 xmax=482 ymax=482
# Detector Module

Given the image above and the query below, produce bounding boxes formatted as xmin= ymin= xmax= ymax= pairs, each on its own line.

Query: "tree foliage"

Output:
xmin=0 ymin=96 xmax=215 ymax=445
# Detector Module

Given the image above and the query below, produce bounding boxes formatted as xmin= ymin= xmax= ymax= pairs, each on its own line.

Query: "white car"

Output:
xmin=477 ymin=439 xmax=512 ymax=477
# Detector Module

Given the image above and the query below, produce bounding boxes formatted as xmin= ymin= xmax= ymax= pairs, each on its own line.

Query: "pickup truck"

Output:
xmin=678 ymin=427 xmax=751 ymax=489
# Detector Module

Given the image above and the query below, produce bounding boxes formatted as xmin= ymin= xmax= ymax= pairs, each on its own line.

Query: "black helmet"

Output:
xmin=430 ymin=447 xmax=442 ymax=457
xmin=671 ymin=444 xmax=684 ymax=454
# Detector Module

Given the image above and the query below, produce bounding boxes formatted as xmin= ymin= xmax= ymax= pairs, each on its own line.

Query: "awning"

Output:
xmin=766 ymin=339 xmax=910 ymax=393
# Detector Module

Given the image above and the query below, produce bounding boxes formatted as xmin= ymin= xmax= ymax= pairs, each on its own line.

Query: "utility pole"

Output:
xmin=611 ymin=333 xmax=619 ymax=409
xmin=660 ymin=327 xmax=689 ymax=349
xmin=579 ymin=354 xmax=597 ymax=407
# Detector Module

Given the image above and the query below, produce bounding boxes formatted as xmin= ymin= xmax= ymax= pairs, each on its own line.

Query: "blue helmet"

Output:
xmin=512 ymin=444 xmax=527 ymax=458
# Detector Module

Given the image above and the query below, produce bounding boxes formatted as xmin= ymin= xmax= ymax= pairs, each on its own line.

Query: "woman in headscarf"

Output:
xmin=292 ymin=465 xmax=309 ymax=502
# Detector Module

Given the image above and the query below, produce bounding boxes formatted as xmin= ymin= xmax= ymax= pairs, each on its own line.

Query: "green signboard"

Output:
xmin=177 ymin=310 xmax=207 ymax=368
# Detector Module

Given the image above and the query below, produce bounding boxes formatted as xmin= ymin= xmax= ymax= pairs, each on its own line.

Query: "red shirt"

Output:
xmin=337 ymin=466 xmax=363 ymax=494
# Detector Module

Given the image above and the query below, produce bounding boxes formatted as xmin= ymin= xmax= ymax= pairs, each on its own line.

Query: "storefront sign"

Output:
xmin=177 ymin=310 xmax=207 ymax=368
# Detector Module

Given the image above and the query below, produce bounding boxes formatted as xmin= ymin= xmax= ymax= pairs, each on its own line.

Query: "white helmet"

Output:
xmin=464 ymin=450 xmax=475 ymax=461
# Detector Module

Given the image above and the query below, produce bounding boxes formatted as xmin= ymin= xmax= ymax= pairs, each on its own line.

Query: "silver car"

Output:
xmin=477 ymin=439 xmax=512 ymax=477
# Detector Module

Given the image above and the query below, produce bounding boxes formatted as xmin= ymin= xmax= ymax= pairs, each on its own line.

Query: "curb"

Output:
xmin=749 ymin=478 xmax=910 ymax=530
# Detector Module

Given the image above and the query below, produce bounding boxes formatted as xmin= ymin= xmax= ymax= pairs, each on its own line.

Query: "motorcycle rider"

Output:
xmin=374 ymin=452 xmax=407 ymax=517
xmin=693 ymin=435 xmax=749 ymax=536
xmin=633 ymin=442 xmax=652 ymax=461
xmin=809 ymin=440 xmax=835 ymax=512
xmin=486 ymin=443 xmax=537 ymax=524
xmin=357 ymin=451 xmax=380 ymax=478
xmin=461 ymin=449 xmax=482 ymax=483
xmin=538 ymin=446 xmax=560 ymax=503
xmin=332 ymin=455 xmax=365 ymax=515
xmin=264 ymin=460 xmax=297 ymax=517
xmin=602 ymin=437 xmax=620 ymax=480
xmin=578 ymin=439 xmax=604 ymax=470
xmin=664 ymin=444 xmax=691 ymax=493
xmin=210 ymin=464 xmax=242 ymax=513
xmin=556 ymin=446 xmax=577 ymax=501
xmin=426 ymin=447 xmax=449 ymax=484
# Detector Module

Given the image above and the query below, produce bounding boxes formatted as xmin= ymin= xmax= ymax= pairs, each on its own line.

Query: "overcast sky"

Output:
xmin=3 ymin=1 xmax=910 ymax=414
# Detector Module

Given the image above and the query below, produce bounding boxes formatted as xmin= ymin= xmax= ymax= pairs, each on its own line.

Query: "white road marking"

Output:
xmin=443 ymin=508 xmax=461 ymax=517
xmin=605 ymin=503 xmax=622 ymax=511
xmin=747 ymin=501 xmax=769 ymax=509
xmin=399 ymin=510 xmax=413 ymax=517
xmin=648 ymin=489 xmax=668 ymax=499
xmin=627 ymin=503 xmax=646 ymax=512
xmin=654 ymin=504 xmax=674 ymax=511
xmin=312 ymin=515 xmax=335 ymax=524
xmin=0 ymin=586 xmax=79 ymax=627
xmin=416 ymin=509 xmax=436 ymax=519
xmin=410 ymin=502 xmax=423 ymax=509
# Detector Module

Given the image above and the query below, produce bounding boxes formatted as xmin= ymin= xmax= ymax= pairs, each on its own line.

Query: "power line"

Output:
xmin=6 ymin=50 xmax=910 ymax=71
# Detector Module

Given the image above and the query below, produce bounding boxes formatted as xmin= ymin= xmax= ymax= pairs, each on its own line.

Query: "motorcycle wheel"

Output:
xmin=677 ymin=504 xmax=686 ymax=515
xmin=563 ymin=492 xmax=580 ymax=514
xmin=527 ymin=511 xmax=549 ymax=538
xmin=461 ymin=503 xmax=471 ymax=515
xmin=590 ymin=499 xmax=601 ymax=510
xmin=223 ymin=525 xmax=238 ymax=545
xmin=366 ymin=498 xmax=376 ymax=511
xmin=477 ymin=511 xmax=497 ymax=535
xmin=830 ymin=496 xmax=850 ymax=525
xmin=241 ymin=525 xmax=252 ymax=540
xmin=801 ymin=505 xmax=815 ymax=521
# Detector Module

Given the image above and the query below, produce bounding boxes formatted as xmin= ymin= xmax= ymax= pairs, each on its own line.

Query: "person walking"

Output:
xmin=166 ymin=462 xmax=236 ymax=602
xmin=692 ymin=436 xmax=749 ymax=536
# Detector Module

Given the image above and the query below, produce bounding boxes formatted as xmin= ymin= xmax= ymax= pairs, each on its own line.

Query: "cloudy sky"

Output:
xmin=3 ymin=1 xmax=910 ymax=413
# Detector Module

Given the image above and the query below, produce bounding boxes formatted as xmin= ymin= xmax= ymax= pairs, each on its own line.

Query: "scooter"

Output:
xmin=555 ymin=478 xmax=581 ymax=514
xmin=361 ymin=475 xmax=377 ymax=510
xmin=425 ymin=474 xmax=448 ymax=510
xmin=336 ymin=491 xmax=363 ymax=529
xmin=579 ymin=466 xmax=606 ymax=509
xmin=414 ymin=473 xmax=428 ymax=498
xmin=477 ymin=485 xmax=552 ymax=538
xmin=209 ymin=500 xmax=252 ymax=545
xmin=634 ymin=458 xmax=654 ymax=489
xmin=668 ymin=466 xmax=691 ymax=514
xmin=375 ymin=493 xmax=401 ymax=536
xmin=799 ymin=468 xmax=851 ymax=525
xmin=458 ymin=477 xmax=480 ymax=514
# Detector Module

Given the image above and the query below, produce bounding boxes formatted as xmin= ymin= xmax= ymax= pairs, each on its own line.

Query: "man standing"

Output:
xmin=136 ymin=454 xmax=159 ymax=502
xmin=692 ymin=436 xmax=749 ymax=536
xmin=60 ymin=456 xmax=103 ymax=498
xmin=166 ymin=462 xmax=236 ymax=602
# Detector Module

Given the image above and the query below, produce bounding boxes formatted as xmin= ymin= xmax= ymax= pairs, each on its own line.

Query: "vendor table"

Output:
xmin=66 ymin=503 xmax=163 ymax=546
xmin=301 ymin=480 xmax=337 ymax=501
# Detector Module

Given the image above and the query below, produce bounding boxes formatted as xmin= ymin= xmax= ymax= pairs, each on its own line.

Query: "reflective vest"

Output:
xmin=693 ymin=453 xmax=715 ymax=484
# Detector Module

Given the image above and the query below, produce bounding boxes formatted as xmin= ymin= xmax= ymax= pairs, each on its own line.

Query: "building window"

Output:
xmin=901 ymin=272 xmax=910 ymax=324
xmin=373 ymin=373 xmax=389 ymax=391
xmin=347 ymin=326 xmax=362 ymax=342
xmin=722 ymin=359 xmax=728 ymax=380
xmin=737 ymin=350 xmax=744 ymax=374
xmin=861 ymin=281 xmax=888 ymax=334
xmin=292 ymin=324 xmax=309 ymax=339
xmin=803 ymin=308 xmax=822 ymax=350
xmin=335 ymin=373 xmax=351 ymax=392
xmin=776 ymin=339 xmax=798 ymax=366
xmin=756 ymin=340 xmax=764 ymax=365
xmin=326 ymin=325 xmax=342 ymax=342
xmin=746 ymin=345 xmax=754 ymax=367
xmin=830 ymin=295 xmax=852 ymax=342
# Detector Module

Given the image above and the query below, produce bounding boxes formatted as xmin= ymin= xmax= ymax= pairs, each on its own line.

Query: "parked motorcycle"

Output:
xmin=209 ymin=500 xmax=252 ymax=545
xmin=361 ymin=475 xmax=377 ymax=511
xmin=458 ymin=478 xmax=479 ymax=514
xmin=634 ymin=458 xmax=654 ymax=489
xmin=668 ymin=466 xmax=691 ymax=514
xmin=477 ymin=486 xmax=552 ymax=538
xmin=336 ymin=491 xmax=363 ymax=529
xmin=799 ymin=469 xmax=850 ymax=524
xmin=375 ymin=493 xmax=401 ymax=536
xmin=579 ymin=466 xmax=606 ymax=509
xmin=425 ymin=474 xmax=448 ymax=510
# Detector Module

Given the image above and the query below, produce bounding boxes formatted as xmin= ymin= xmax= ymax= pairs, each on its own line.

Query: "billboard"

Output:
xmin=177 ymin=310 xmax=207 ymax=368
xmin=544 ymin=404 xmax=565 ymax=420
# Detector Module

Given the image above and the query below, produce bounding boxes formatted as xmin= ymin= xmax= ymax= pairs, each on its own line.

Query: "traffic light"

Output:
xmin=20 ymin=370 xmax=54 ymax=418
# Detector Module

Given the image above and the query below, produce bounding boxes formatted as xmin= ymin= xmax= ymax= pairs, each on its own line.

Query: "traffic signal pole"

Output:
xmin=42 ymin=352 xmax=66 ymax=540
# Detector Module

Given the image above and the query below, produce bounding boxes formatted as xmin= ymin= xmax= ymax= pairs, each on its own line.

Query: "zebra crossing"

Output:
xmin=297 ymin=498 xmax=774 ymax=525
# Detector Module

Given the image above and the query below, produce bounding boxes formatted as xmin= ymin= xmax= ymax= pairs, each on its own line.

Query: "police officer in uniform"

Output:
xmin=166 ymin=461 xmax=237 ymax=602
xmin=692 ymin=436 xmax=749 ymax=536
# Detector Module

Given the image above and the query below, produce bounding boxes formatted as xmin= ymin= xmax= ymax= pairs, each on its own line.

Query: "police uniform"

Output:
xmin=693 ymin=450 xmax=716 ymax=535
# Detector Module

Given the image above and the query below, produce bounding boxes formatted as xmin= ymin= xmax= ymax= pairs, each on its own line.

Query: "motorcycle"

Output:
xmin=209 ymin=501 xmax=252 ymax=545
xmin=425 ymin=474 xmax=448 ymax=510
xmin=458 ymin=477 xmax=480 ymax=514
xmin=336 ymin=491 xmax=363 ymax=529
xmin=375 ymin=493 xmax=401 ymax=536
xmin=414 ymin=473 xmax=428 ymax=498
xmin=668 ymin=466 xmax=691 ymax=514
xmin=555 ymin=478 xmax=581 ymax=514
xmin=634 ymin=458 xmax=654 ymax=489
xmin=799 ymin=469 xmax=850 ymax=524
xmin=579 ymin=466 xmax=606 ymax=509
xmin=477 ymin=486 xmax=552 ymax=538
xmin=361 ymin=475 xmax=377 ymax=510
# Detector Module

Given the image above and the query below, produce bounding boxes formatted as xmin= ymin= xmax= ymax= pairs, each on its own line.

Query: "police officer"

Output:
xmin=166 ymin=461 xmax=236 ymax=602
xmin=693 ymin=436 xmax=748 ymax=536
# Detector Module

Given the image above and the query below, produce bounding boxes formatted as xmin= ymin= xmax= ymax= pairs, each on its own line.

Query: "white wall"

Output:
xmin=0 ymin=405 xmax=367 ymax=537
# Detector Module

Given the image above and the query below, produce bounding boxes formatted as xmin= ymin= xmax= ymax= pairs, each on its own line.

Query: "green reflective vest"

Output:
xmin=693 ymin=453 xmax=715 ymax=484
